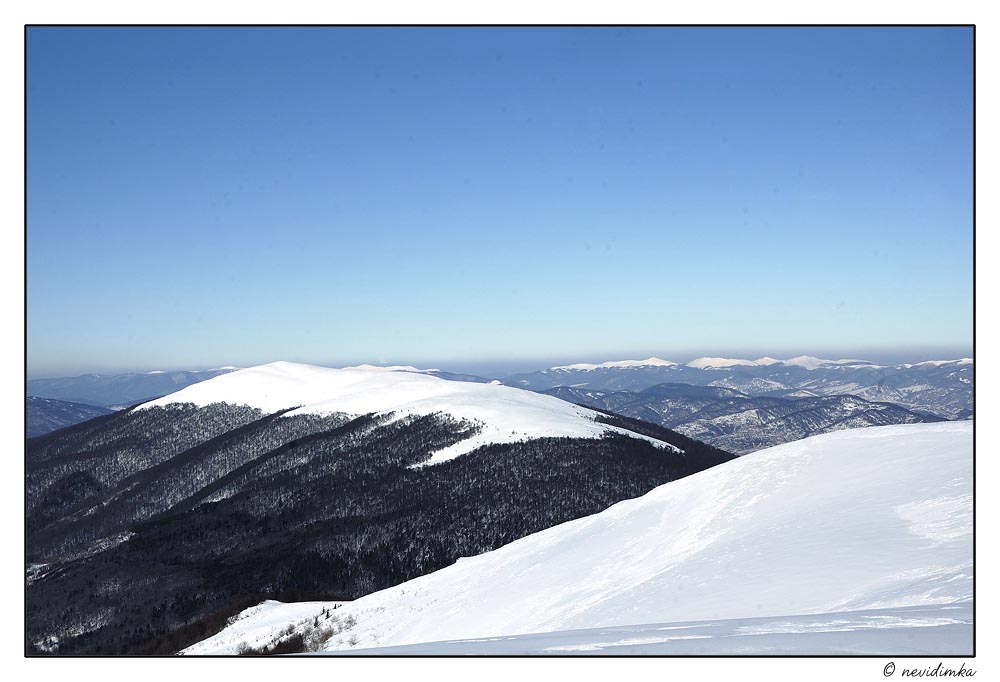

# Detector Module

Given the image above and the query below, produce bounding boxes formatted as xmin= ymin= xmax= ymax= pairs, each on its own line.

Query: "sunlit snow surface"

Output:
xmin=553 ymin=357 xmax=678 ymax=370
xmin=686 ymin=355 xmax=870 ymax=370
xmin=685 ymin=356 xmax=782 ymax=369
xmin=138 ymin=361 xmax=679 ymax=463
xmin=325 ymin=602 xmax=972 ymax=655
xmin=191 ymin=600 xmax=346 ymax=654
xmin=183 ymin=422 xmax=972 ymax=656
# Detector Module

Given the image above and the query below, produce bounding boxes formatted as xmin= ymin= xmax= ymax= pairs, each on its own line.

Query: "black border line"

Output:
xmin=23 ymin=23 xmax=977 ymax=661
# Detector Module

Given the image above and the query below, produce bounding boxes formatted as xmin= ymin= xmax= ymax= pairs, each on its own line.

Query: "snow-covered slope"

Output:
xmin=138 ymin=362 xmax=678 ymax=464
xmin=327 ymin=602 xmax=972 ymax=655
xmin=184 ymin=421 xmax=971 ymax=655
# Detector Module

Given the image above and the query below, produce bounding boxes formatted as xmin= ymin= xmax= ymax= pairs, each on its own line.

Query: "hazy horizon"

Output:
xmin=26 ymin=345 xmax=974 ymax=380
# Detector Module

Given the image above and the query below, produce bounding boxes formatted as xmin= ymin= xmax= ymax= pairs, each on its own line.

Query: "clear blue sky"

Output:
xmin=27 ymin=27 xmax=973 ymax=376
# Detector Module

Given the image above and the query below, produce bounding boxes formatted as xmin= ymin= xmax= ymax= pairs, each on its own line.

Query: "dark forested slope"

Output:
xmin=27 ymin=397 xmax=732 ymax=655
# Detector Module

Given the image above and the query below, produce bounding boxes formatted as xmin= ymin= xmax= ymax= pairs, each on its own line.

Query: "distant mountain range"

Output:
xmin=27 ymin=362 xmax=731 ymax=655
xmin=543 ymin=383 xmax=941 ymax=454
xmin=25 ymin=357 xmax=972 ymax=444
xmin=27 ymin=367 xmax=241 ymax=408
xmin=508 ymin=356 xmax=973 ymax=419
xmin=26 ymin=397 xmax=114 ymax=438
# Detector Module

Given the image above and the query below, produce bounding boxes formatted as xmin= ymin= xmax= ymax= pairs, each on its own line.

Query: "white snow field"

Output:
xmin=183 ymin=421 xmax=972 ymax=655
xmin=138 ymin=361 xmax=679 ymax=464
xmin=323 ymin=602 xmax=972 ymax=655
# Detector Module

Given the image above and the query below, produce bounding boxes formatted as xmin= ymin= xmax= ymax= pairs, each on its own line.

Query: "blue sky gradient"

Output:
xmin=27 ymin=27 xmax=973 ymax=376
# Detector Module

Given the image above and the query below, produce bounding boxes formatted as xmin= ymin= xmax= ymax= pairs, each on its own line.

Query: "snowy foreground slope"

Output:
xmin=139 ymin=361 xmax=677 ymax=463
xmin=331 ymin=602 xmax=972 ymax=655
xmin=184 ymin=421 xmax=972 ymax=655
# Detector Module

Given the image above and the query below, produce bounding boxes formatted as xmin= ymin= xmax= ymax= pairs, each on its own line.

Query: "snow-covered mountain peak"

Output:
xmin=908 ymin=359 xmax=974 ymax=368
xmin=686 ymin=355 xmax=878 ymax=370
xmin=551 ymin=357 xmax=677 ymax=371
xmin=340 ymin=363 xmax=439 ymax=373
xmin=686 ymin=356 xmax=771 ymax=369
xmin=780 ymin=355 xmax=874 ymax=370
xmin=137 ymin=361 xmax=680 ymax=464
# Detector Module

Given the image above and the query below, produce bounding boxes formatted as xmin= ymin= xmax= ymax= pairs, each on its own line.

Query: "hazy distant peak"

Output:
xmin=906 ymin=358 xmax=974 ymax=368
xmin=781 ymin=356 xmax=875 ymax=370
xmin=149 ymin=366 xmax=241 ymax=375
xmin=551 ymin=358 xmax=677 ymax=371
xmin=686 ymin=357 xmax=774 ymax=369
xmin=341 ymin=363 xmax=439 ymax=373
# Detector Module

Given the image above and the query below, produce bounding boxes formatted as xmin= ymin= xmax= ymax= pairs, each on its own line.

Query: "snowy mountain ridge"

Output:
xmin=551 ymin=357 xmax=677 ymax=371
xmin=138 ymin=361 xmax=680 ymax=464
xmin=548 ymin=355 xmax=892 ymax=372
xmin=686 ymin=356 xmax=781 ymax=369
